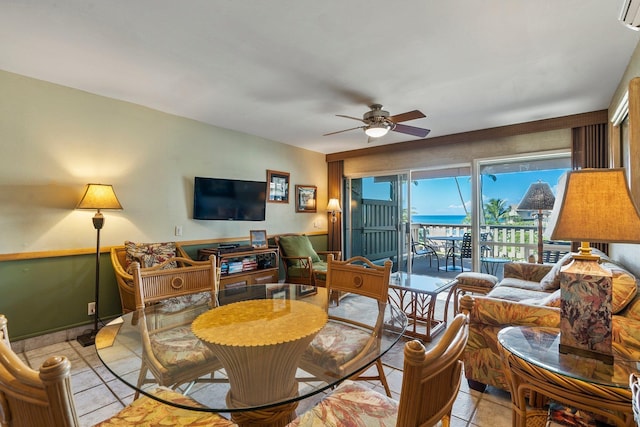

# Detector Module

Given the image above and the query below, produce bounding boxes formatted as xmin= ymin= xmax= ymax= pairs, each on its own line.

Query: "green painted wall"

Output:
xmin=1 ymin=234 xmax=328 ymax=340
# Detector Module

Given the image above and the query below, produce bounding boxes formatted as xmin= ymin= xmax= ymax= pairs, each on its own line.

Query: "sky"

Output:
xmin=362 ymin=168 xmax=569 ymax=216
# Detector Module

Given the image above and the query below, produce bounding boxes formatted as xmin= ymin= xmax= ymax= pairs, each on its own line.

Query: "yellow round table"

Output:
xmin=192 ymin=299 xmax=328 ymax=427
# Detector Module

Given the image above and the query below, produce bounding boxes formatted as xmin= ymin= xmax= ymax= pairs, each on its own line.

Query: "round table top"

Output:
xmin=192 ymin=299 xmax=328 ymax=346
xmin=95 ymin=283 xmax=407 ymax=413
xmin=498 ymin=326 xmax=637 ymax=389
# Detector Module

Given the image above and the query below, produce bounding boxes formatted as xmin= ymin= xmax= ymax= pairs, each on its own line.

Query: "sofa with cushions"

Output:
xmin=462 ymin=250 xmax=640 ymax=392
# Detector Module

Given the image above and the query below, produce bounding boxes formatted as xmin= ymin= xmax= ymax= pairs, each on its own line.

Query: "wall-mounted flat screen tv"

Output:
xmin=193 ymin=177 xmax=266 ymax=221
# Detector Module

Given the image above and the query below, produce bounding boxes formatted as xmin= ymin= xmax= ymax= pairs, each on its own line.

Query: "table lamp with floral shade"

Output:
xmin=547 ymin=168 xmax=640 ymax=363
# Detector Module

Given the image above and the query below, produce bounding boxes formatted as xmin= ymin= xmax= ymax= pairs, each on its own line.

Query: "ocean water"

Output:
xmin=411 ymin=214 xmax=467 ymax=225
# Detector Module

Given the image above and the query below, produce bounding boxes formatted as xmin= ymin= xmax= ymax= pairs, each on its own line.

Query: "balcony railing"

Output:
xmin=411 ymin=223 xmax=570 ymax=262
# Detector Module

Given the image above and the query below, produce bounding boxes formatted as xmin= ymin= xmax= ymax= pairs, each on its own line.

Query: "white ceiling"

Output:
xmin=2 ymin=1 xmax=639 ymax=154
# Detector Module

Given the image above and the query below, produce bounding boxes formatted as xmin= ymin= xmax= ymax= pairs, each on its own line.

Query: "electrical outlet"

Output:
xmin=175 ymin=225 xmax=183 ymax=236
xmin=87 ymin=302 xmax=96 ymax=316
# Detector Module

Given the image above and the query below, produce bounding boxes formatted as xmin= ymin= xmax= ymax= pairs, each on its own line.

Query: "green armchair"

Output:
xmin=275 ymin=234 xmax=341 ymax=287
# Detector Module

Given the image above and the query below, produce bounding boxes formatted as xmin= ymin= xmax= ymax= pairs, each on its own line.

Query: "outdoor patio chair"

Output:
xmin=480 ymin=231 xmax=493 ymax=257
xmin=446 ymin=232 xmax=472 ymax=272
xmin=411 ymin=238 xmax=440 ymax=270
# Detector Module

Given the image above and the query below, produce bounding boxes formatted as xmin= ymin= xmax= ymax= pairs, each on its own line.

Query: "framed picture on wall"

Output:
xmin=295 ymin=185 xmax=317 ymax=213
xmin=249 ymin=229 xmax=268 ymax=248
xmin=267 ymin=170 xmax=289 ymax=203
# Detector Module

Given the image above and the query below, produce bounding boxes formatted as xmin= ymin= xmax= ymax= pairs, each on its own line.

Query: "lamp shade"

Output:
xmin=548 ymin=169 xmax=640 ymax=243
xmin=326 ymin=198 xmax=342 ymax=212
xmin=76 ymin=184 xmax=123 ymax=211
xmin=517 ymin=180 xmax=556 ymax=211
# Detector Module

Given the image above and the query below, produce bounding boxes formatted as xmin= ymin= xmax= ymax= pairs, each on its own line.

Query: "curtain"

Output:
xmin=571 ymin=123 xmax=609 ymax=253
xmin=327 ymin=160 xmax=343 ymax=252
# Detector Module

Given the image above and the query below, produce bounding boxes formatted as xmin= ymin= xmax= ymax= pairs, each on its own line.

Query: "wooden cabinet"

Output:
xmin=197 ymin=246 xmax=279 ymax=290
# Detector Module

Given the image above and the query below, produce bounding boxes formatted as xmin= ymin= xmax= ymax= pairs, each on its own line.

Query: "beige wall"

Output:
xmin=0 ymin=70 xmax=327 ymax=255
xmin=609 ymin=40 xmax=640 ymax=277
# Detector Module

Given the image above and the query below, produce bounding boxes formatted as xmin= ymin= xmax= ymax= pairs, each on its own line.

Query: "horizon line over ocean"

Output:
xmin=411 ymin=214 xmax=467 ymax=225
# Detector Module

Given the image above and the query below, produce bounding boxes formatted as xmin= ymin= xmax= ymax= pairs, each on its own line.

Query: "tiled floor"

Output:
xmin=9 ymin=290 xmax=515 ymax=426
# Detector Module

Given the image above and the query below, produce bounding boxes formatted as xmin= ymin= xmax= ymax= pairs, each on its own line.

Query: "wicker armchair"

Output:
xmin=290 ymin=310 xmax=470 ymax=427
xmin=0 ymin=313 xmax=234 ymax=427
xmin=110 ymin=242 xmax=190 ymax=313
xmin=131 ymin=255 xmax=225 ymax=399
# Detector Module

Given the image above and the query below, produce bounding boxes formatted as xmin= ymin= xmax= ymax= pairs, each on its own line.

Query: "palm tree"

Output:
xmin=454 ymin=174 xmax=497 ymax=218
xmin=484 ymin=198 xmax=509 ymax=224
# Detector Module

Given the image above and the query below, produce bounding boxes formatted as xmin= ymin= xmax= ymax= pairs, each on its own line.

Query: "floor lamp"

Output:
xmin=76 ymin=184 xmax=123 ymax=347
xmin=517 ymin=180 xmax=556 ymax=264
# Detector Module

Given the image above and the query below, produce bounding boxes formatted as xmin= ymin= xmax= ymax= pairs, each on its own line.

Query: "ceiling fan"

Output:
xmin=324 ymin=104 xmax=431 ymax=141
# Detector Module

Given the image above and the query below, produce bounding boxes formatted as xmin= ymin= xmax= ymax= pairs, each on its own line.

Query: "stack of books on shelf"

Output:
xmin=228 ymin=260 xmax=244 ymax=275
xmin=220 ymin=259 xmax=229 ymax=275
xmin=242 ymin=257 xmax=258 ymax=272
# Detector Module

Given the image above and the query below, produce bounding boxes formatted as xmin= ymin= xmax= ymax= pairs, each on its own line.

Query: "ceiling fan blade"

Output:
xmin=388 ymin=110 xmax=425 ymax=123
xmin=336 ymin=114 xmax=365 ymax=123
xmin=392 ymin=123 xmax=431 ymax=138
xmin=323 ymin=125 xmax=365 ymax=136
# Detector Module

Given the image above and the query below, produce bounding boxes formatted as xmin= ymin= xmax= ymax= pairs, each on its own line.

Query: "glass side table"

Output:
xmin=497 ymin=326 xmax=638 ymax=427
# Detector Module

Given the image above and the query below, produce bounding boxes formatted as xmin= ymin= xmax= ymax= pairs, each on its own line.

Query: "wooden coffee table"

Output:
xmin=387 ymin=272 xmax=455 ymax=342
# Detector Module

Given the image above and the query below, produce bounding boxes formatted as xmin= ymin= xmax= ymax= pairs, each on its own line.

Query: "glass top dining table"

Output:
xmin=95 ymin=283 xmax=407 ymax=426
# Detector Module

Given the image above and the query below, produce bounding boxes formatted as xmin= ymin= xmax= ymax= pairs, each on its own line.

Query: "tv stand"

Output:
xmin=197 ymin=246 xmax=280 ymax=290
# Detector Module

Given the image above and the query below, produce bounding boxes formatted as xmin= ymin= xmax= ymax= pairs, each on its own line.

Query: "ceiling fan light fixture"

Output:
xmin=364 ymin=123 xmax=391 ymax=138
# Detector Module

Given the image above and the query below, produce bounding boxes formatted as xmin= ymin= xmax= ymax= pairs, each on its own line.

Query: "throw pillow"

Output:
xmin=539 ymin=252 xmax=573 ymax=291
xmin=602 ymin=262 xmax=638 ymax=314
xmin=125 ymin=241 xmax=177 ymax=272
xmin=278 ymin=235 xmax=321 ymax=266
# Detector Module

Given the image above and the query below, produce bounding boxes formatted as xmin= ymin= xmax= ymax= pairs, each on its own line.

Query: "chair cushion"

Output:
xmin=95 ymin=387 xmax=235 ymax=426
xmin=279 ymin=235 xmax=321 ymax=266
xmin=288 ymin=261 xmax=328 ymax=279
xmin=125 ymin=241 xmax=178 ymax=272
xmin=287 ymin=380 xmax=398 ymax=427
xmin=546 ymin=401 xmax=599 ymax=427
xmin=487 ymin=286 xmax=551 ymax=302
xmin=301 ymin=322 xmax=371 ymax=372
xmin=159 ymin=291 xmax=212 ymax=314
xmin=150 ymin=325 xmax=216 ymax=369
xmin=456 ymin=272 xmax=498 ymax=289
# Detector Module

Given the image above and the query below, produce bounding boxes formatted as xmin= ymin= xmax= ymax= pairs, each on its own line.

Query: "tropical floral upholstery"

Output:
xmin=464 ymin=254 xmax=640 ymax=392
xmin=125 ymin=240 xmax=178 ymax=272
xmin=95 ymin=387 xmax=236 ymax=426
xmin=301 ymin=322 xmax=372 ymax=372
xmin=456 ymin=272 xmax=498 ymax=289
xmin=287 ymin=380 xmax=398 ymax=427
xmin=158 ymin=291 xmax=212 ymax=314
xmin=149 ymin=324 xmax=216 ymax=369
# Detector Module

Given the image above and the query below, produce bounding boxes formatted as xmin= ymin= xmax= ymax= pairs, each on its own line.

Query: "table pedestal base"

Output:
xmin=229 ymin=400 xmax=298 ymax=427
xmin=212 ymin=335 xmax=317 ymax=427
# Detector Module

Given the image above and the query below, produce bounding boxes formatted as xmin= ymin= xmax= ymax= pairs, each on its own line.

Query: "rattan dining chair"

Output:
xmin=298 ymin=255 xmax=394 ymax=396
xmin=131 ymin=254 xmax=225 ymax=399
xmin=289 ymin=309 xmax=470 ymax=427
xmin=0 ymin=314 xmax=235 ymax=427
